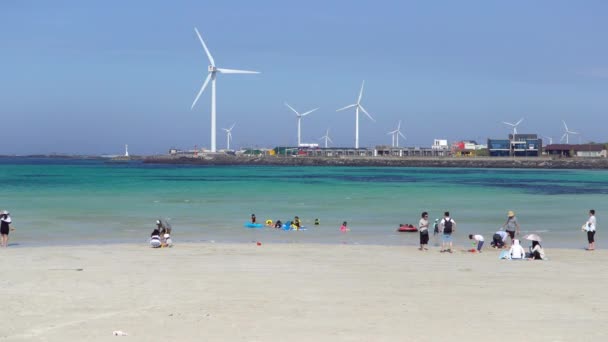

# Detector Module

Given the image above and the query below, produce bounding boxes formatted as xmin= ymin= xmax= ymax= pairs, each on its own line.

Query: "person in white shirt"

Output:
xmin=418 ymin=212 xmax=430 ymax=251
xmin=586 ymin=209 xmax=597 ymax=251
xmin=509 ymin=239 xmax=526 ymax=259
xmin=468 ymin=234 xmax=485 ymax=252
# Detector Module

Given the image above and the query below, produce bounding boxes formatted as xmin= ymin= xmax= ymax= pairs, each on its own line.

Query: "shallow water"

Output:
xmin=1 ymin=158 xmax=605 ymax=248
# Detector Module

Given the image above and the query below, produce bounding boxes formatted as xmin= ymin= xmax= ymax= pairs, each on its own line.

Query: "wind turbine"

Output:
xmin=336 ymin=81 xmax=375 ymax=149
xmin=543 ymin=136 xmax=553 ymax=145
xmin=386 ymin=120 xmax=406 ymax=147
xmin=124 ymin=144 xmax=129 ymax=157
xmin=284 ymin=102 xmax=319 ymax=146
xmin=319 ymin=128 xmax=333 ymax=148
xmin=502 ymin=118 xmax=524 ymax=135
xmin=560 ymin=120 xmax=579 ymax=144
xmin=222 ymin=123 xmax=235 ymax=150
xmin=190 ymin=28 xmax=260 ymax=153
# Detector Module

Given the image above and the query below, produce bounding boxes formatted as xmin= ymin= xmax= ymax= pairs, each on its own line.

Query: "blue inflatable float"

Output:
xmin=244 ymin=223 xmax=264 ymax=228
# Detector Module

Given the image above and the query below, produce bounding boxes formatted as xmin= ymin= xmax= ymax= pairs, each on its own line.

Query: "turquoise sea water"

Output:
xmin=1 ymin=158 xmax=606 ymax=248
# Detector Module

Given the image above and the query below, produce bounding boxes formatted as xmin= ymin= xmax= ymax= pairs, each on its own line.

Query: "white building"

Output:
xmin=432 ymin=139 xmax=449 ymax=150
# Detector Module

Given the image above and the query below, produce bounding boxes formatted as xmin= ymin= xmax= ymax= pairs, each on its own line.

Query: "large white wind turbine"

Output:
xmin=336 ymin=81 xmax=375 ymax=149
xmin=285 ymin=102 xmax=319 ymax=146
xmin=502 ymin=118 xmax=524 ymax=135
xmin=560 ymin=120 xmax=579 ymax=144
xmin=190 ymin=28 xmax=260 ymax=153
xmin=543 ymin=136 xmax=553 ymax=145
xmin=222 ymin=123 xmax=235 ymax=150
xmin=319 ymin=128 xmax=333 ymax=148
xmin=386 ymin=120 xmax=406 ymax=147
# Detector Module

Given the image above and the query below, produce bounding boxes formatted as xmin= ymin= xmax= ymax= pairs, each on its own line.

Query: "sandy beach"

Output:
xmin=1 ymin=243 xmax=607 ymax=342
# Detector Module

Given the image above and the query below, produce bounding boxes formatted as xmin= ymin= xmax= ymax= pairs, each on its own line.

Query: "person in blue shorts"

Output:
xmin=440 ymin=211 xmax=456 ymax=253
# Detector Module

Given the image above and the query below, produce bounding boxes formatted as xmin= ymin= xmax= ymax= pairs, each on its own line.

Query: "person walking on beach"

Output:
xmin=1 ymin=211 xmax=14 ymax=248
xmin=418 ymin=212 xmax=430 ymax=251
xmin=502 ymin=211 xmax=520 ymax=245
xmin=440 ymin=211 xmax=456 ymax=253
xmin=585 ymin=209 xmax=596 ymax=251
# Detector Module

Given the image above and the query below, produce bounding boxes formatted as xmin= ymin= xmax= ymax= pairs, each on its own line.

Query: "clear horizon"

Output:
xmin=1 ymin=1 xmax=607 ymax=155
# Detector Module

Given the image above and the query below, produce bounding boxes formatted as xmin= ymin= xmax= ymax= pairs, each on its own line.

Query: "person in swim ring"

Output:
xmin=251 ymin=214 xmax=257 ymax=224
xmin=314 ymin=218 xmax=320 ymax=226
xmin=265 ymin=219 xmax=273 ymax=227
xmin=293 ymin=216 xmax=301 ymax=230
xmin=340 ymin=221 xmax=349 ymax=232
xmin=274 ymin=220 xmax=283 ymax=229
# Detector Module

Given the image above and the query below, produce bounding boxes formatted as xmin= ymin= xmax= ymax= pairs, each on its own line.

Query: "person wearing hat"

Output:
xmin=1 ymin=210 xmax=15 ymax=248
xmin=502 ymin=211 xmax=520 ymax=245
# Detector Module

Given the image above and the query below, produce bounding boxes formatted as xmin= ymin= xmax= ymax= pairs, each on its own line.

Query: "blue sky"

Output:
xmin=1 ymin=0 xmax=607 ymax=154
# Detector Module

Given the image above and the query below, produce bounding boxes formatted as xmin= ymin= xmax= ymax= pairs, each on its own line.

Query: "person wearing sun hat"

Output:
xmin=502 ymin=210 xmax=520 ymax=245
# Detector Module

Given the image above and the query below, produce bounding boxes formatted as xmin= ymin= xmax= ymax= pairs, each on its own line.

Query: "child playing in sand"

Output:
xmin=340 ymin=221 xmax=349 ymax=232
xmin=150 ymin=228 xmax=161 ymax=248
xmin=468 ymin=234 xmax=485 ymax=252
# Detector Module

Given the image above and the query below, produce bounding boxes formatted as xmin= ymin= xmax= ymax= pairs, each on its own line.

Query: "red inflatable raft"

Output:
xmin=397 ymin=224 xmax=418 ymax=232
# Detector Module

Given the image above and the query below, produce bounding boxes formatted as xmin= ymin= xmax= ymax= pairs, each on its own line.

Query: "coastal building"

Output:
xmin=488 ymin=134 xmax=542 ymax=157
xmin=451 ymin=140 xmax=486 ymax=157
xmin=544 ymin=144 xmax=607 ymax=158
xmin=432 ymin=139 xmax=449 ymax=150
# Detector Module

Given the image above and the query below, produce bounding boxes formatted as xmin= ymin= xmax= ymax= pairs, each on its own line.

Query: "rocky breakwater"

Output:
xmin=144 ymin=155 xmax=608 ymax=169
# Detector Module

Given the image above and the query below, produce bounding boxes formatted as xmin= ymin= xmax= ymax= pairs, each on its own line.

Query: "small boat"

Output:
xmin=397 ymin=224 xmax=417 ymax=232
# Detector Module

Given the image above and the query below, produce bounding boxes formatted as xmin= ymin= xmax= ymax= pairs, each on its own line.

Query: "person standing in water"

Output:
xmin=340 ymin=221 xmax=349 ymax=232
xmin=418 ymin=212 xmax=430 ymax=251
xmin=251 ymin=214 xmax=257 ymax=224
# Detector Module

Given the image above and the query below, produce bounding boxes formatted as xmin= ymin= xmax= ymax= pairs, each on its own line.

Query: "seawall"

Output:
xmin=143 ymin=155 xmax=608 ymax=169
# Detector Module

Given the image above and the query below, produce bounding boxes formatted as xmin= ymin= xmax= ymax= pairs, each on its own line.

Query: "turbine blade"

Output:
xmin=301 ymin=108 xmax=319 ymax=116
xmin=399 ymin=131 xmax=407 ymax=139
xmin=357 ymin=80 xmax=365 ymax=104
xmin=194 ymin=28 xmax=215 ymax=66
xmin=397 ymin=120 xmax=402 ymax=130
xmin=570 ymin=131 xmax=579 ymax=135
xmin=217 ymin=68 xmax=260 ymax=74
xmin=336 ymin=104 xmax=357 ymax=112
xmin=284 ymin=102 xmax=299 ymax=115
xmin=502 ymin=122 xmax=514 ymax=126
xmin=561 ymin=133 xmax=567 ymax=142
xmin=515 ymin=118 xmax=524 ymax=126
xmin=327 ymin=136 xmax=333 ymax=143
xmin=230 ymin=123 xmax=236 ymax=130
xmin=191 ymin=73 xmax=212 ymax=109
xmin=562 ymin=120 xmax=569 ymax=131
xmin=359 ymin=105 xmax=375 ymax=122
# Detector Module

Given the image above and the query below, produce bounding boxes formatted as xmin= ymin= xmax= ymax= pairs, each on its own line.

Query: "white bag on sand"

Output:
xmin=113 ymin=330 xmax=128 ymax=336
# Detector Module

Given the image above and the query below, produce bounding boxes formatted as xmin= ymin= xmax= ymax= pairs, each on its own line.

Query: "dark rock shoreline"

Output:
xmin=144 ymin=155 xmax=608 ymax=169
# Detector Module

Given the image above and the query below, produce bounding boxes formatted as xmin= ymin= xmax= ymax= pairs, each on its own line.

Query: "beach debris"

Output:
xmin=256 ymin=241 xmax=262 ymax=246
xmin=113 ymin=330 xmax=128 ymax=336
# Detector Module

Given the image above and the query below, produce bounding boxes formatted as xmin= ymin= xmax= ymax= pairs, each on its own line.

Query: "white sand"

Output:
xmin=1 ymin=243 xmax=607 ymax=341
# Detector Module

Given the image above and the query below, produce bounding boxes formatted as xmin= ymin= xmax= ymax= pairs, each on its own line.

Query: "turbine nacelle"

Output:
xmin=208 ymin=65 xmax=217 ymax=72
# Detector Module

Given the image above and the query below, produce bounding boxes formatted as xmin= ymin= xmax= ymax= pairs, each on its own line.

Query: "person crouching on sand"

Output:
xmin=340 ymin=221 xmax=349 ymax=232
xmin=150 ymin=228 xmax=161 ymax=248
xmin=468 ymin=234 xmax=484 ymax=253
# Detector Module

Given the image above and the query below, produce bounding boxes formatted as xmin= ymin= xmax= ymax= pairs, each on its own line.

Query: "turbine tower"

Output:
xmin=222 ymin=123 xmax=235 ymax=150
xmin=124 ymin=144 xmax=129 ymax=157
xmin=190 ymin=28 xmax=260 ymax=153
xmin=336 ymin=81 xmax=375 ymax=149
xmin=560 ymin=120 xmax=579 ymax=144
xmin=502 ymin=118 xmax=524 ymax=136
xmin=319 ymin=128 xmax=333 ymax=148
xmin=284 ymin=102 xmax=318 ymax=146
xmin=386 ymin=120 xmax=406 ymax=147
